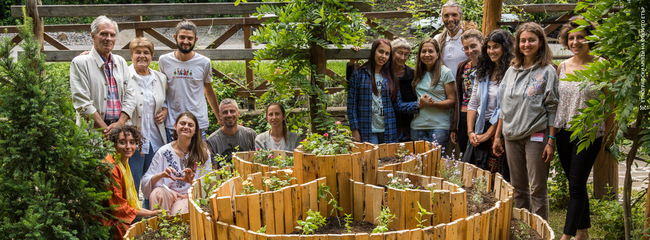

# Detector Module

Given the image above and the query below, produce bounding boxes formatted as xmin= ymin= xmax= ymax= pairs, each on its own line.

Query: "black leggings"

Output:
xmin=556 ymin=129 xmax=602 ymax=236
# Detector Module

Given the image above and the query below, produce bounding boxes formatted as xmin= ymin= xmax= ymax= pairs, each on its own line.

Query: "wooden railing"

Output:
xmin=4 ymin=1 xmax=581 ymax=103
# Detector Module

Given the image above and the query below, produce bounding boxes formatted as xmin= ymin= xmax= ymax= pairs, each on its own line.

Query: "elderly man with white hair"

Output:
xmin=70 ymin=15 xmax=136 ymax=137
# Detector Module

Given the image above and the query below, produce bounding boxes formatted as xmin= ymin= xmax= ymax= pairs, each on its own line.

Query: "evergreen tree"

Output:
xmin=0 ymin=19 xmax=113 ymax=239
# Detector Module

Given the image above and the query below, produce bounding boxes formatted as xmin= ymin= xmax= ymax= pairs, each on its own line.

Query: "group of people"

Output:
xmin=347 ymin=1 xmax=607 ymax=240
xmin=70 ymin=16 xmax=302 ymax=239
xmin=72 ymin=3 xmax=606 ymax=239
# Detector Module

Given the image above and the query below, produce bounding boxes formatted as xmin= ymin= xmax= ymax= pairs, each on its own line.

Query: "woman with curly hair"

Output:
xmin=103 ymin=125 xmax=161 ymax=240
xmin=462 ymin=29 xmax=514 ymax=181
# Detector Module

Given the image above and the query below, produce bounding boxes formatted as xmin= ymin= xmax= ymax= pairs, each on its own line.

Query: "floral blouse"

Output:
xmin=460 ymin=62 xmax=476 ymax=107
xmin=554 ymin=62 xmax=605 ymax=137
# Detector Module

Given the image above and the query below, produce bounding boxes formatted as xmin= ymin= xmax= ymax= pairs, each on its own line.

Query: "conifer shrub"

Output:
xmin=0 ymin=19 xmax=113 ymax=239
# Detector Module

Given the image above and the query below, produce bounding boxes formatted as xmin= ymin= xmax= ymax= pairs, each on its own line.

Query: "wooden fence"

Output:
xmin=4 ymin=1 xmax=582 ymax=104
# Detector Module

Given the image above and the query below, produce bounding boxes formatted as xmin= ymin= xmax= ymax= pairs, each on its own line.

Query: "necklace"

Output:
xmin=174 ymin=142 xmax=189 ymax=156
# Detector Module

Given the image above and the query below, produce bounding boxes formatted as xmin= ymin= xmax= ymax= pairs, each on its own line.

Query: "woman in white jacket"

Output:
xmin=127 ymin=37 xmax=168 ymax=205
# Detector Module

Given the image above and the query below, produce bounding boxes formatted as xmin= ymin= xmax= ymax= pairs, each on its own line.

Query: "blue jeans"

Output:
xmin=166 ymin=127 xmax=208 ymax=143
xmin=368 ymin=132 xmax=385 ymax=144
xmin=411 ymin=129 xmax=449 ymax=155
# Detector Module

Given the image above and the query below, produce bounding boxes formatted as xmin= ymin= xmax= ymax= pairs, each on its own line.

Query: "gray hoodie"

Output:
xmin=498 ymin=64 xmax=558 ymax=141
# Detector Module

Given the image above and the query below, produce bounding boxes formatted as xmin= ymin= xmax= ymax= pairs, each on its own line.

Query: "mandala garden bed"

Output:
xmin=126 ymin=141 xmax=554 ymax=239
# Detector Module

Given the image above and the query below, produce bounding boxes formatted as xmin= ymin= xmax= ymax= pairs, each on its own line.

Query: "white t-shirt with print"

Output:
xmin=159 ymin=52 xmax=213 ymax=129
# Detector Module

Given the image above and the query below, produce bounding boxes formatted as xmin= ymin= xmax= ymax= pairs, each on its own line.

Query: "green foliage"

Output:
xmin=469 ymin=176 xmax=488 ymax=206
xmin=372 ymin=206 xmax=396 ymax=233
xmin=343 ymin=213 xmax=353 ymax=233
xmin=140 ymin=209 xmax=189 ymax=240
xmin=262 ymin=173 xmax=295 ymax=191
xmin=197 ymin=154 xmax=239 ymax=206
xmin=589 ymin=192 xmax=647 ymax=239
xmin=257 ymin=225 xmax=266 ymax=233
xmin=385 ymin=173 xmax=414 ymax=190
xmin=548 ymin=152 xmax=569 ymax=209
xmin=241 ymin=178 xmax=263 ymax=195
xmin=439 ymin=160 xmax=462 ymax=187
xmin=0 ymin=19 xmax=112 ymax=239
xmin=317 ymin=183 xmax=343 ymax=223
xmin=252 ymin=148 xmax=294 ymax=168
xmin=296 ymin=209 xmax=327 ymax=235
xmin=301 ymin=121 xmax=356 ymax=155
xmin=415 ymin=202 xmax=432 ymax=228
xmin=250 ymin=0 xmax=368 ymax=132
xmin=566 ymin=0 xmax=649 ymax=157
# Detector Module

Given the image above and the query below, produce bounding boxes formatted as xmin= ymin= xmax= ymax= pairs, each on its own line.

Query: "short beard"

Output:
xmin=177 ymin=42 xmax=194 ymax=54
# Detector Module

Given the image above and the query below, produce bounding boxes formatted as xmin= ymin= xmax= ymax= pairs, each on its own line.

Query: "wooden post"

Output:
xmin=593 ymin=146 xmax=618 ymax=199
xmin=25 ymin=0 xmax=44 ymax=51
xmin=481 ymin=0 xmax=503 ymax=36
xmin=244 ymin=14 xmax=255 ymax=110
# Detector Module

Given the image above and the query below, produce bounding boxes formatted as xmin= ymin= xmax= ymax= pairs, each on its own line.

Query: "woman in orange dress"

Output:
xmin=103 ymin=125 xmax=161 ymax=240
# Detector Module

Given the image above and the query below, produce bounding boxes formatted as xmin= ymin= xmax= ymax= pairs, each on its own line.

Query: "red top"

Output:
xmin=102 ymin=154 xmax=137 ymax=240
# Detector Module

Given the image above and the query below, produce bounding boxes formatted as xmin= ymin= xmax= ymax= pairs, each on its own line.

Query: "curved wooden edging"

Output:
xmin=123 ymin=212 xmax=190 ymax=239
xmin=377 ymin=141 xmax=442 ymax=174
xmin=232 ymin=150 xmax=294 ymax=179
xmin=513 ymin=208 xmax=556 ymax=240
xmin=293 ymin=142 xmax=378 ymax=185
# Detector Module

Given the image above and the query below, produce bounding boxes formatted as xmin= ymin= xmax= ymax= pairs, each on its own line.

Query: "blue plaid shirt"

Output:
xmin=347 ymin=68 xmax=419 ymax=143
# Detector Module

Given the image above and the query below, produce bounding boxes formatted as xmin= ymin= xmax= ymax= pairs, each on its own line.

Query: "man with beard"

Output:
xmin=433 ymin=0 xmax=475 ymax=78
xmin=206 ymin=98 xmax=257 ymax=167
xmin=159 ymin=19 xmax=219 ymax=142
xmin=70 ymin=16 xmax=136 ymax=137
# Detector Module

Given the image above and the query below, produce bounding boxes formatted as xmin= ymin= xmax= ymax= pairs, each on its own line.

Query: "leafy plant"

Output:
xmin=415 ymin=202 xmax=432 ymax=228
xmin=385 ymin=173 xmax=414 ymax=190
xmin=257 ymin=225 xmax=266 ymax=234
xmin=372 ymin=206 xmax=396 ymax=233
xmin=248 ymin=0 xmax=368 ymax=132
xmin=139 ymin=209 xmax=189 ymax=240
xmin=343 ymin=213 xmax=353 ymax=233
xmin=439 ymin=160 xmax=462 ymax=187
xmin=241 ymin=178 xmax=263 ymax=195
xmin=395 ymin=143 xmax=411 ymax=159
xmin=302 ymin=121 xmax=357 ymax=155
xmin=197 ymin=154 xmax=238 ymax=207
xmin=263 ymin=172 xmax=295 ymax=192
xmin=317 ymin=183 xmax=344 ymax=226
xmin=296 ymin=209 xmax=327 ymax=235
xmin=252 ymin=148 xmax=294 ymax=168
xmin=564 ymin=0 xmax=649 ymax=237
xmin=0 ymin=18 xmax=113 ymax=238
xmin=469 ymin=176 xmax=488 ymax=206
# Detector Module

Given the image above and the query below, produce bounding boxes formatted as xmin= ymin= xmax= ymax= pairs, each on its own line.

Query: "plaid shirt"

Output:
xmin=102 ymin=54 xmax=122 ymax=121
xmin=347 ymin=68 xmax=419 ymax=143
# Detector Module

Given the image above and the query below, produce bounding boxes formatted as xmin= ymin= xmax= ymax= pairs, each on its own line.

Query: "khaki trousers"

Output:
xmin=505 ymin=134 xmax=550 ymax=220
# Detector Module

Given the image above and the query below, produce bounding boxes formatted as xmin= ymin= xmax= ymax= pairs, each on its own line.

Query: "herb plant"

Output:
xmin=372 ymin=206 xmax=396 ymax=233
xmin=415 ymin=202 xmax=432 ymax=228
xmin=296 ymin=209 xmax=327 ymax=235
xmin=252 ymin=148 xmax=294 ymax=168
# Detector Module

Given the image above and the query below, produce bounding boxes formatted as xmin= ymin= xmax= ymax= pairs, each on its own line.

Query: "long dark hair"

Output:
xmin=476 ymin=29 xmax=514 ymax=83
xmin=266 ymin=103 xmax=288 ymax=143
xmin=413 ymin=38 xmax=443 ymax=89
xmin=360 ymin=38 xmax=398 ymax=101
xmin=173 ymin=112 xmax=209 ymax=168
xmin=511 ymin=22 xmax=553 ymax=68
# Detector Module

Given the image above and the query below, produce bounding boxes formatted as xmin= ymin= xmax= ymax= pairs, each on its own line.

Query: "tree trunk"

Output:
xmin=481 ymin=0 xmax=503 ymax=36
xmin=309 ymin=28 xmax=328 ymax=133
xmin=26 ymin=0 xmax=44 ymax=51
xmin=623 ymin=112 xmax=644 ymax=239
